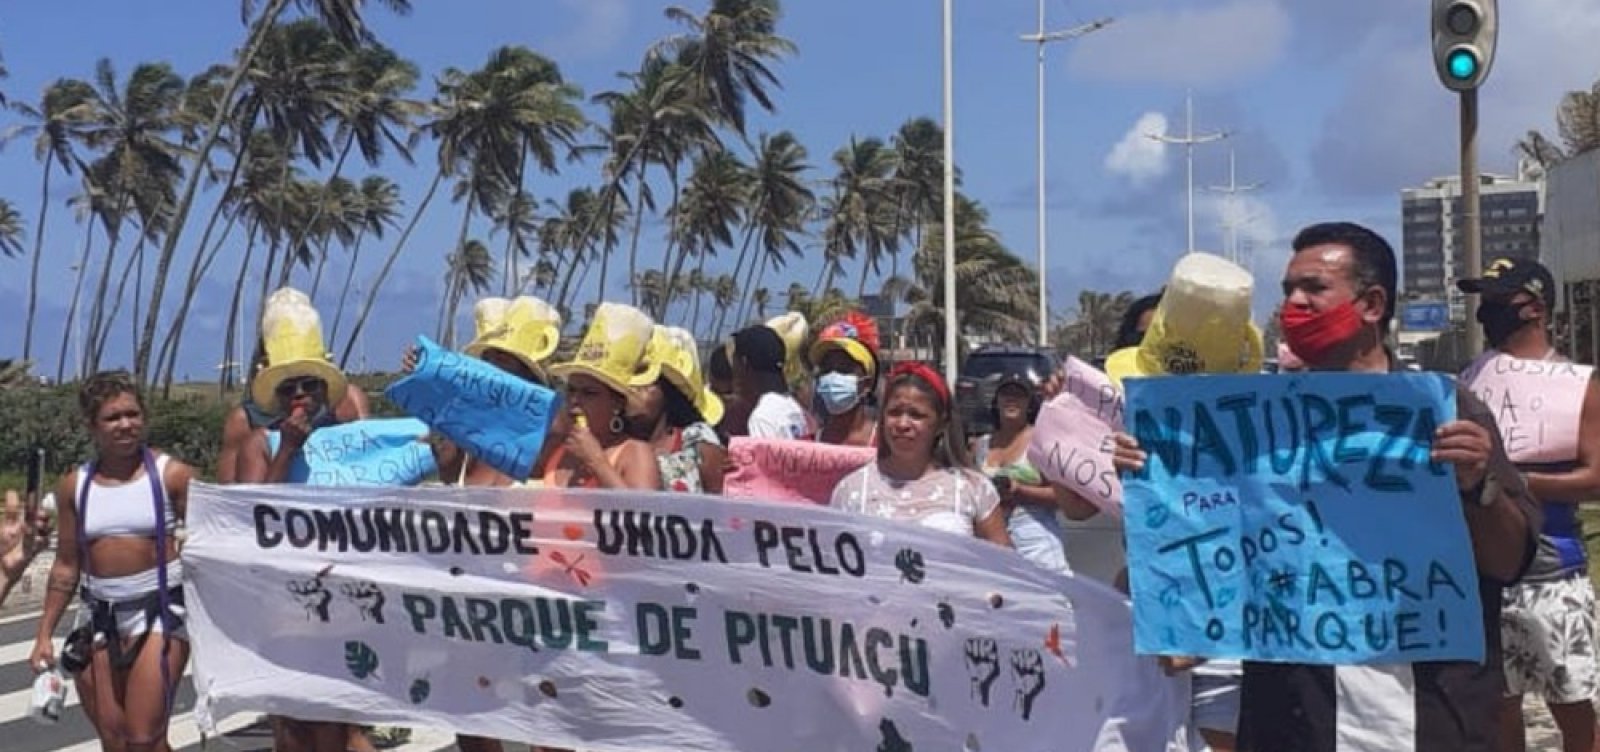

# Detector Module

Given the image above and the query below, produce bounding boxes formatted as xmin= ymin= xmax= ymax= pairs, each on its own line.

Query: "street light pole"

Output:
xmin=1150 ymin=92 xmax=1229 ymax=257
xmin=1020 ymin=8 xmax=1112 ymax=348
xmin=942 ymin=0 xmax=958 ymax=383
xmin=1206 ymin=149 xmax=1264 ymax=265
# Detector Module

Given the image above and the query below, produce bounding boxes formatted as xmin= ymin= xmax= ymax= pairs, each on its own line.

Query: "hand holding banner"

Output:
xmin=1122 ymin=372 xmax=1485 ymax=664
xmin=386 ymin=336 xmax=559 ymax=481
xmin=298 ymin=418 xmax=437 ymax=487
xmin=1028 ymin=357 xmax=1125 ymax=517
xmin=723 ymin=438 xmax=875 ymax=505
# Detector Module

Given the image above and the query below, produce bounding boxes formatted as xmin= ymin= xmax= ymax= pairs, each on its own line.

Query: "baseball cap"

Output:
xmin=1456 ymin=257 xmax=1555 ymax=307
xmin=731 ymin=325 xmax=787 ymax=374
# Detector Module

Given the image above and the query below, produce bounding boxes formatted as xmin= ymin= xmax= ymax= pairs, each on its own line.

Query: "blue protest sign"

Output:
xmin=1122 ymin=372 xmax=1484 ymax=664
xmin=385 ymin=336 xmax=559 ymax=481
xmin=295 ymin=418 xmax=437 ymax=486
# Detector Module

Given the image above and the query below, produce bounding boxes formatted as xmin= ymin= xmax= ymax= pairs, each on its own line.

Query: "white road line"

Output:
xmin=0 ymin=637 xmax=47 ymax=670
xmin=0 ymin=664 xmax=193 ymax=720
xmin=0 ymin=608 xmax=45 ymax=627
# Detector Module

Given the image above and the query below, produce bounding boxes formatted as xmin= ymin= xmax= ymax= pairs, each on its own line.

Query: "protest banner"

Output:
xmin=183 ymin=484 xmax=1194 ymax=752
xmin=723 ymin=438 xmax=875 ymax=506
xmin=386 ymin=336 xmax=560 ymax=481
xmin=1028 ymin=357 xmax=1125 ymax=517
xmin=1460 ymin=351 xmax=1593 ymax=463
xmin=1121 ymin=372 xmax=1485 ymax=664
xmin=294 ymin=418 xmax=437 ymax=487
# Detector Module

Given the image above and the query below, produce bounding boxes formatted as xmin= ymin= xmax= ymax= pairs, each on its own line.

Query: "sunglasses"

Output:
xmin=275 ymin=377 xmax=326 ymax=397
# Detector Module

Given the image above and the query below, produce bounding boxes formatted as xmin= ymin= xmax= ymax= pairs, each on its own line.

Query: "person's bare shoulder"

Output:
xmin=339 ymin=385 xmax=371 ymax=421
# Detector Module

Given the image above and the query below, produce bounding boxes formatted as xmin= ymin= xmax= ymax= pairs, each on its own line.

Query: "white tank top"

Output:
xmin=77 ymin=454 xmax=177 ymax=540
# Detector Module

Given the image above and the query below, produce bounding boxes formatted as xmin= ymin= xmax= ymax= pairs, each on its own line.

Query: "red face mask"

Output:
xmin=1280 ymin=301 xmax=1364 ymax=366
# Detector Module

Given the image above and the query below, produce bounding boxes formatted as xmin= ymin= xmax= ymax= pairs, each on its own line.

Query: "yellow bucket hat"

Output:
xmin=549 ymin=302 xmax=659 ymax=407
xmin=462 ymin=296 xmax=562 ymax=382
xmin=251 ymin=287 xmax=348 ymax=411
xmin=1105 ymin=252 xmax=1264 ymax=388
xmin=634 ymin=326 xmax=725 ymax=427
xmin=764 ymin=312 xmax=809 ymax=367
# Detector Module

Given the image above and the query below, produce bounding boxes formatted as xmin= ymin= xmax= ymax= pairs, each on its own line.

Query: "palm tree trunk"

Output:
xmin=220 ymin=222 xmax=262 ymax=397
xmin=592 ymin=189 xmax=624 ymax=306
xmin=55 ymin=221 xmax=95 ymax=382
xmin=157 ymin=210 xmax=241 ymax=394
xmin=624 ymin=174 xmax=650 ymax=308
xmin=716 ymin=217 xmax=760 ymax=339
xmin=738 ymin=251 xmax=770 ymax=326
xmin=503 ymin=136 xmax=529 ymax=297
xmin=132 ymin=235 xmax=146 ymax=354
xmin=288 ymin=132 xmax=355 ymax=269
xmin=83 ymin=194 xmax=131 ymax=375
xmin=327 ymin=230 xmax=366 ymax=347
xmin=308 ymin=234 xmax=335 ymax=300
xmin=92 ymin=233 xmax=146 ymax=372
xmin=148 ymin=136 xmax=254 ymax=385
xmin=440 ymin=193 xmax=475 ymax=347
xmin=341 ymin=170 xmax=444 ymax=367
xmin=22 ymin=154 xmax=54 ymax=362
xmin=688 ymin=251 xmax=710 ymax=334
xmin=135 ymin=0 xmax=284 ymax=385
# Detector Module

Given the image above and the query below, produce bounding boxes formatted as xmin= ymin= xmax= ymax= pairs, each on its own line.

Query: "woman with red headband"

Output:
xmin=829 ymin=362 xmax=1011 ymax=546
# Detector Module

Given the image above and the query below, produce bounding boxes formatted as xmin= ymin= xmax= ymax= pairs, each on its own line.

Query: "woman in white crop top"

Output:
xmin=831 ymin=362 xmax=1011 ymax=546
xmin=31 ymin=371 xmax=193 ymax=752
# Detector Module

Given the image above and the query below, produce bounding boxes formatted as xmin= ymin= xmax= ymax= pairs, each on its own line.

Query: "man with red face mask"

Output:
xmin=1457 ymin=257 xmax=1600 ymax=752
xmin=1114 ymin=223 xmax=1538 ymax=752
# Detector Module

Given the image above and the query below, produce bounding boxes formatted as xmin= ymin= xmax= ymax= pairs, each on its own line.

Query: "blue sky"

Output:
xmin=2 ymin=0 xmax=1598 ymax=380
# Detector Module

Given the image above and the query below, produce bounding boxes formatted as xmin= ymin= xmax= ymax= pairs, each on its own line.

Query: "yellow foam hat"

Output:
xmin=463 ymin=296 xmax=562 ymax=383
xmin=251 ymin=287 xmax=348 ymax=411
xmin=633 ymin=326 xmax=725 ymax=427
xmin=1105 ymin=252 xmax=1264 ymax=388
xmin=549 ymin=302 xmax=659 ymax=407
xmin=764 ymin=312 xmax=809 ymax=366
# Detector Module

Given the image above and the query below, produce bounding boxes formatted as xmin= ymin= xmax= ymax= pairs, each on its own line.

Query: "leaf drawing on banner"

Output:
xmin=894 ymin=548 xmax=926 ymax=584
xmin=1150 ymin=568 xmax=1181 ymax=609
xmin=408 ymin=678 xmax=430 ymax=704
xmin=344 ymin=640 xmax=381 ymax=681
xmin=1010 ymin=649 xmax=1046 ymax=721
xmin=964 ymin=638 xmax=1001 ymax=706
xmin=876 ymin=718 xmax=913 ymax=752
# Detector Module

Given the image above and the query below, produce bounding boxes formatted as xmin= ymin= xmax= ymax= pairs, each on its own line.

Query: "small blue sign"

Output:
xmin=1402 ymin=302 xmax=1449 ymax=332
xmin=1122 ymin=372 xmax=1484 ymax=665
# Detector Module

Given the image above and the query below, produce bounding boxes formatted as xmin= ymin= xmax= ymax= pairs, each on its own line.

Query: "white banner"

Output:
xmin=182 ymin=483 xmax=1192 ymax=752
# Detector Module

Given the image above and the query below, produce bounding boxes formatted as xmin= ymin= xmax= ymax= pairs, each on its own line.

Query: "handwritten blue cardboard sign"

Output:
xmin=291 ymin=418 xmax=436 ymax=486
xmin=385 ymin=336 xmax=559 ymax=481
xmin=1122 ymin=372 xmax=1484 ymax=664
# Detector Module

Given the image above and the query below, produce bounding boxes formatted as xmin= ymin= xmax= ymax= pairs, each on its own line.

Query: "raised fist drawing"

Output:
xmin=965 ymin=637 xmax=1001 ymax=706
xmin=894 ymin=548 xmax=926 ymax=584
xmin=1011 ymin=648 xmax=1046 ymax=721
xmin=341 ymin=581 xmax=387 ymax=624
xmin=287 ymin=578 xmax=332 ymax=622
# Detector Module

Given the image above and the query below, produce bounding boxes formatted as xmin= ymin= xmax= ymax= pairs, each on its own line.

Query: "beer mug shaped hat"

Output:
xmin=251 ymin=287 xmax=349 ymax=410
xmin=764 ymin=311 xmax=809 ymax=366
xmin=463 ymin=296 xmax=562 ymax=382
xmin=550 ymin=302 xmax=659 ymax=408
xmin=1105 ymin=252 xmax=1264 ymax=387
xmin=634 ymin=326 xmax=725 ymax=426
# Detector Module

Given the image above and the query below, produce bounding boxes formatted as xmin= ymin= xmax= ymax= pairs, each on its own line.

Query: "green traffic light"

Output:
xmin=1448 ymin=49 xmax=1479 ymax=80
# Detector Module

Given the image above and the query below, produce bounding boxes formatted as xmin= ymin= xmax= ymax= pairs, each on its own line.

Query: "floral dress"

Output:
xmin=656 ymin=422 xmax=722 ymax=493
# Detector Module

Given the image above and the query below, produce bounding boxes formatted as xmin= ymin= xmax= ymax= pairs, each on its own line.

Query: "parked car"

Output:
xmin=955 ymin=345 xmax=1058 ymax=436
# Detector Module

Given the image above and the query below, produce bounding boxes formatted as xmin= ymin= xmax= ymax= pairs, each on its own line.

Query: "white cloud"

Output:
xmin=545 ymin=0 xmax=631 ymax=61
xmin=1105 ymin=112 xmax=1170 ymax=185
xmin=1066 ymin=0 xmax=1291 ymax=87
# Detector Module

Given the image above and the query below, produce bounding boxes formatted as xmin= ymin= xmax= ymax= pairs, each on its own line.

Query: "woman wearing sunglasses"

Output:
xmin=31 ymin=371 xmax=193 ymax=752
xmin=830 ymin=362 xmax=1011 ymax=546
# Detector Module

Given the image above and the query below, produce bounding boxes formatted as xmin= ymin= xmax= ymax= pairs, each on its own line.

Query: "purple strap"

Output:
xmin=76 ymin=448 xmax=177 ymax=728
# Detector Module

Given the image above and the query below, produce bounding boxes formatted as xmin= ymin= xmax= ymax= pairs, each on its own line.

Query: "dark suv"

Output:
xmin=956 ymin=345 xmax=1058 ymax=436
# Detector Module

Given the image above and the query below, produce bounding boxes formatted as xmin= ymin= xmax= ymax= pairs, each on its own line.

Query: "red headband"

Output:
xmin=888 ymin=361 xmax=951 ymax=408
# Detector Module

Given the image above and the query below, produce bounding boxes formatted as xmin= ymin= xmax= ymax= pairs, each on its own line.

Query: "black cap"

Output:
xmin=731 ymin=325 xmax=786 ymax=374
xmin=1456 ymin=257 xmax=1556 ymax=308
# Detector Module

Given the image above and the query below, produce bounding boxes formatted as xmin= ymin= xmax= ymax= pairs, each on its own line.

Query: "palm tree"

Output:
xmin=305 ymin=176 xmax=362 ymax=297
xmin=890 ymin=117 xmax=943 ymax=276
xmin=56 ymin=180 xmax=104 ymax=382
xmin=653 ymin=0 xmax=796 ymax=135
xmin=491 ymin=189 xmax=538 ymax=296
xmin=726 ymin=131 xmax=812 ymax=332
xmin=439 ymin=238 xmax=495 ymax=344
xmin=822 ymin=136 xmax=898 ymax=297
xmin=0 ymin=199 xmax=24 ymax=257
xmin=1063 ymin=290 xmax=1133 ymax=358
xmin=328 ymin=174 xmax=400 ymax=351
xmin=76 ymin=59 xmax=186 ymax=376
xmin=903 ymin=193 xmax=1038 ymax=362
xmin=1557 ymin=82 xmax=1600 ymax=156
xmin=9 ymin=79 xmax=96 ymax=362
xmin=148 ymin=0 xmax=412 ymax=381
xmin=545 ymin=186 xmax=625 ymax=319
xmin=663 ymin=150 xmax=749 ymax=321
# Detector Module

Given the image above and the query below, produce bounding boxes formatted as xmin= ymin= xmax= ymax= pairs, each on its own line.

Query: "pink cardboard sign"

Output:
xmin=723 ymin=438 xmax=876 ymax=506
xmin=1461 ymin=352 xmax=1594 ymax=463
xmin=1027 ymin=357 xmax=1126 ymax=517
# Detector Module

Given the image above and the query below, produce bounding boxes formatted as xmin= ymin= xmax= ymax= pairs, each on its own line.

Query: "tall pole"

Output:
xmin=942 ymin=0 xmax=958 ymax=383
xmin=1461 ymin=88 xmax=1483 ymax=355
xmin=1207 ymin=149 xmax=1264 ymax=265
xmin=1021 ymin=8 xmax=1112 ymax=348
xmin=1150 ymin=92 xmax=1228 ymax=256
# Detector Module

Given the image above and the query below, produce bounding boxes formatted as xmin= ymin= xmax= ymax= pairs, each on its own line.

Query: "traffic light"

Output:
xmin=1432 ymin=0 xmax=1498 ymax=92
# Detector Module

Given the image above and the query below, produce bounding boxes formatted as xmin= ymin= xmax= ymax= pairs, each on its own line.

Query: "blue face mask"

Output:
xmin=815 ymin=372 xmax=862 ymax=415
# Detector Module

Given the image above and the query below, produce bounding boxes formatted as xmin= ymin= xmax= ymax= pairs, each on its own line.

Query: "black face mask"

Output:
xmin=1476 ymin=300 xmax=1530 ymax=347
